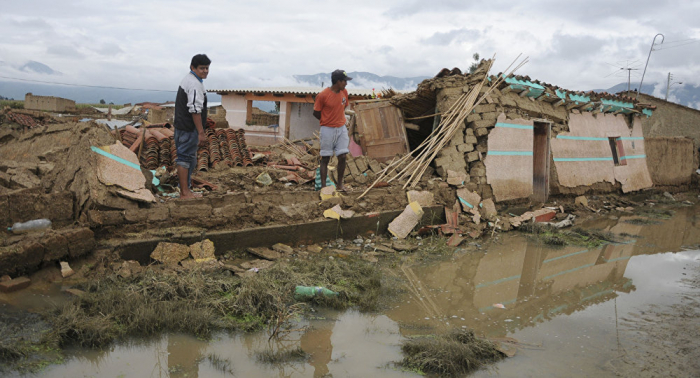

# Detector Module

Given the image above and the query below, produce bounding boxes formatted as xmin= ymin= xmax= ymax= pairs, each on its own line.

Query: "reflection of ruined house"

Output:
xmin=212 ymin=87 xmax=373 ymax=146
xmin=24 ymin=93 xmax=76 ymax=112
xmin=391 ymin=67 xmax=661 ymax=203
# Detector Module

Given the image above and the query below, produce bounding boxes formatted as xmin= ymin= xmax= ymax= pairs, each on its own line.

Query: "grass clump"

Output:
xmin=44 ymin=257 xmax=382 ymax=350
xmin=255 ymin=347 xmax=307 ymax=364
xmin=207 ymin=353 xmax=234 ymax=375
xmin=399 ymin=329 xmax=504 ymax=377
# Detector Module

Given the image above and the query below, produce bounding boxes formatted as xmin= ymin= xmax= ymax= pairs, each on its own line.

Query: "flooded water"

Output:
xmin=4 ymin=204 xmax=700 ymax=377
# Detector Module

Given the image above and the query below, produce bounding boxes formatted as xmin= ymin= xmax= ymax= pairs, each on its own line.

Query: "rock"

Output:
xmin=60 ymin=261 xmax=75 ymax=278
xmin=181 ymin=259 xmax=221 ymax=271
xmin=190 ymin=239 xmax=216 ymax=262
xmin=575 ymin=196 xmax=589 ymax=207
xmin=222 ymin=263 xmax=245 ymax=273
xmin=392 ymin=240 xmax=418 ymax=252
xmin=63 ymin=288 xmax=86 ymax=297
xmin=117 ymin=260 xmax=142 ymax=278
xmin=1 ymin=275 xmax=11 ymax=282
xmin=361 ymin=253 xmax=378 ymax=263
xmin=446 ymin=169 xmax=468 ymax=186
xmin=240 ymin=259 xmax=275 ymax=270
xmin=663 ymin=192 xmax=675 ymax=201
xmin=456 ymin=189 xmax=481 ymax=212
xmin=246 ymin=247 xmax=281 ymax=261
xmin=272 ymin=243 xmax=294 ymax=255
xmin=306 ymin=244 xmax=324 ymax=254
xmin=150 ymin=242 xmax=190 ymax=265
xmin=0 ymin=276 xmax=31 ymax=293
xmin=480 ymin=198 xmax=498 ymax=220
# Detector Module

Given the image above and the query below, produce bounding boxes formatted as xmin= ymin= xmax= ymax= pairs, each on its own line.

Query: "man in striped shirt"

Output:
xmin=174 ymin=54 xmax=210 ymax=199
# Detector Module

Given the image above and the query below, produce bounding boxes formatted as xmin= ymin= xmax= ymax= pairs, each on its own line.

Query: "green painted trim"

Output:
xmin=555 ymin=89 xmax=567 ymax=99
xmin=556 ymin=136 xmax=609 ymax=141
xmin=458 ymin=197 xmax=474 ymax=209
xmin=642 ymin=108 xmax=653 ymax=117
xmin=620 ymin=155 xmax=646 ymax=160
xmin=543 ymin=249 xmax=590 ymax=264
xmin=568 ymin=93 xmax=590 ymax=103
xmin=91 ymin=146 xmax=160 ymax=186
xmin=553 ymin=157 xmax=613 ymax=162
xmin=495 ymin=122 xmax=534 ymax=130
xmin=543 ymin=263 xmax=595 ymax=280
xmin=475 ymin=274 xmax=521 ymax=289
xmin=505 ymin=77 xmax=545 ymax=90
xmin=489 ymin=151 xmax=533 ymax=156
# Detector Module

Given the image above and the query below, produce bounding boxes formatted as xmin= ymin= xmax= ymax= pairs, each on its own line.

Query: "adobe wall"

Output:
xmin=289 ymin=103 xmax=320 ymax=141
xmin=484 ymin=115 xmax=534 ymax=201
xmin=551 ymin=113 xmax=652 ymax=193
xmin=24 ymin=93 xmax=76 ymax=112
xmin=644 ymin=136 xmax=695 ymax=186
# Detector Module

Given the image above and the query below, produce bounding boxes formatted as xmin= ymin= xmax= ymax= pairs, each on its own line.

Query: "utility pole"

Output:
xmin=664 ymin=72 xmax=683 ymax=101
xmin=637 ymin=33 xmax=664 ymax=99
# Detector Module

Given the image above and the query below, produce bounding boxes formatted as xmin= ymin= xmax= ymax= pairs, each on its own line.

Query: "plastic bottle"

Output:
xmin=8 ymin=219 xmax=52 ymax=234
xmin=294 ymin=286 xmax=339 ymax=300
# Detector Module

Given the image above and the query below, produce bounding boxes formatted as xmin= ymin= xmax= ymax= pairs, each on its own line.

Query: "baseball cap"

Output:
xmin=331 ymin=69 xmax=352 ymax=81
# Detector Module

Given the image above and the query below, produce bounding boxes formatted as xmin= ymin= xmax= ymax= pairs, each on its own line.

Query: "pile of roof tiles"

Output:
xmin=5 ymin=111 xmax=40 ymax=128
xmin=196 ymin=128 xmax=252 ymax=172
xmin=116 ymin=123 xmax=252 ymax=172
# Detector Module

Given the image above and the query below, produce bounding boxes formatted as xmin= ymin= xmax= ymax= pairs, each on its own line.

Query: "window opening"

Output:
xmin=608 ymin=137 xmax=626 ymax=166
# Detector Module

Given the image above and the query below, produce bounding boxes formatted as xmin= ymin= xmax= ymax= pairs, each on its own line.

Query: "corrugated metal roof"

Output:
xmin=210 ymin=86 xmax=380 ymax=97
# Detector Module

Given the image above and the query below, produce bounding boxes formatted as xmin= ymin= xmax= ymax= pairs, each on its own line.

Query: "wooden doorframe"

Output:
xmin=532 ymin=121 xmax=551 ymax=204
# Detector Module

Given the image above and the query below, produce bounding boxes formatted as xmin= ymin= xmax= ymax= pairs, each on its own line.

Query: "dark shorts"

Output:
xmin=175 ymin=128 xmax=199 ymax=184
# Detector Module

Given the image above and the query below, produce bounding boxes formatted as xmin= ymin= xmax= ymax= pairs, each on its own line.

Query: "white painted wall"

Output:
xmin=289 ymin=103 xmax=320 ymax=140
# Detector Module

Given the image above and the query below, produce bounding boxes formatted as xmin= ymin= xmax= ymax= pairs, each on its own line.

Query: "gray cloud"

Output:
xmin=47 ymin=45 xmax=85 ymax=58
xmin=422 ymin=28 xmax=481 ymax=46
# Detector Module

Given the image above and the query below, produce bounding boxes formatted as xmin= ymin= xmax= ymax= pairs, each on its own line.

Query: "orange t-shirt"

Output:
xmin=314 ymin=88 xmax=349 ymax=127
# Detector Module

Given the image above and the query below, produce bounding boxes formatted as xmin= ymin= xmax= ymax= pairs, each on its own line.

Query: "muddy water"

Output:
xmin=4 ymin=204 xmax=700 ymax=377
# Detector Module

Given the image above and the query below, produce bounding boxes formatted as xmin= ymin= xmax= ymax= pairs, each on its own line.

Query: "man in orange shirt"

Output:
xmin=313 ymin=69 xmax=352 ymax=191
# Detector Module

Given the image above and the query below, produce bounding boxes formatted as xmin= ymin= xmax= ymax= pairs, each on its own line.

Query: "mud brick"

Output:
xmin=464 ymin=135 xmax=478 ymax=144
xmin=449 ymin=132 xmax=465 ymax=147
xmin=42 ymin=232 xmax=69 ymax=262
xmin=88 ymin=210 xmax=125 ymax=227
xmin=466 ymin=113 xmax=481 ymax=123
xmin=59 ymin=228 xmax=95 ymax=258
xmin=457 ymin=143 xmax=474 ymax=153
xmin=44 ymin=191 xmax=74 ymax=222
xmin=147 ymin=206 xmax=169 ymax=222
xmin=466 ymin=151 xmax=480 ymax=162
xmin=0 ymin=195 xmax=8 ymax=228
xmin=124 ymin=208 xmax=149 ymax=223
xmin=465 ymin=128 xmax=474 ymax=136
xmin=209 ymin=192 xmax=247 ymax=208
xmin=0 ymin=242 xmax=44 ymax=276
xmin=474 ymin=128 xmax=489 ymax=137
xmin=477 ymin=143 xmax=488 ymax=153
xmin=354 ymin=172 xmax=368 ymax=184
xmin=169 ymin=201 xmax=212 ymax=220
xmin=481 ymin=112 xmax=498 ymax=121
xmin=355 ymin=156 xmax=369 ymax=173
xmin=346 ymin=158 xmax=361 ymax=177
xmin=475 ymin=104 xmax=496 ymax=113
xmin=471 ymin=120 xmax=495 ymax=129
xmin=368 ymin=159 xmax=382 ymax=174
xmin=0 ymin=277 xmax=31 ymax=293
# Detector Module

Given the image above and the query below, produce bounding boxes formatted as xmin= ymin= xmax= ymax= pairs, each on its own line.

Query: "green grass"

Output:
xmin=0 ymin=100 xmax=24 ymax=109
xmin=518 ymin=224 xmax=619 ymax=248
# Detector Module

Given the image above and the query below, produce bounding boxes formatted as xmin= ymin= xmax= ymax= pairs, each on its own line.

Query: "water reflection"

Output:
xmin=5 ymin=205 xmax=699 ymax=377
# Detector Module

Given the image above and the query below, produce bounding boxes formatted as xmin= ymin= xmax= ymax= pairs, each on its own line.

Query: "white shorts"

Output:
xmin=319 ymin=125 xmax=350 ymax=157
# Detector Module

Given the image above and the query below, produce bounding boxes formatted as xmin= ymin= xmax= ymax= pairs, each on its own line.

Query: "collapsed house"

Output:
xmin=388 ymin=61 xmax=694 ymax=203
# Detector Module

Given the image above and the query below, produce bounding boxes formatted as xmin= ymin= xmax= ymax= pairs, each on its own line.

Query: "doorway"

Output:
xmin=532 ymin=121 xmax=551 ymax=204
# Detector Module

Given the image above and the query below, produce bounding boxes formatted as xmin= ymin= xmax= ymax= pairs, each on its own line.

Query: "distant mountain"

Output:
xmin=0 ymin=80 xmax=221 ymax=105
xmin=593 ymin=82 xmax=700 ymax=109
xmin=294 ymin=71 xmax=430 ymax=91
xmin=19 ymin=61 xmax=60 ymax=75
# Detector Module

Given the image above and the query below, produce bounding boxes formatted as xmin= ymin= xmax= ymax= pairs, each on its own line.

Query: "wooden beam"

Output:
xmin=553 ymin=99 xmax=565 ymax=108
xmin=501 ymin=86 xmax=513 ymax=94
xmin=535 ymin=93 xmax=548 ymax=101
xmin=566 ymin=102 xmax=580 ymax=110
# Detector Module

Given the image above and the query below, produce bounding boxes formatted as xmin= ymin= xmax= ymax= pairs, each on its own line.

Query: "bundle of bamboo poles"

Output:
xmin=358 ymin=54 xmax=529 ymax=199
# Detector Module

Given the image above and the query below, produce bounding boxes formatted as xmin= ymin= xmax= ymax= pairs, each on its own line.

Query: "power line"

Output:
xmin=0 ymin=75 xmax=175 ymax=92
xmin=653 ymin=39 xmax=700 ymax=51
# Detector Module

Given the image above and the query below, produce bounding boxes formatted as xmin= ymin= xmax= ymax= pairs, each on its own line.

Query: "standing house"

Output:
xmin=24 ymin=93 xmax=76 ymax=112
xmin=391 ymin=67 xmax=658 ymax=204
xmin=211 ymin=87 xmax=373 ymax=146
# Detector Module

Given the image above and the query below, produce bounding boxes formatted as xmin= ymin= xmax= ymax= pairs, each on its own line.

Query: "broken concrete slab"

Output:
xmin=190 ymin=239 xmax=216 ymax=262
xmin=406 ymin=190 xmax=434 ymax=208
xmin=388 ymin=202 xmax=424 ymax=239
xmin=0 ymin=276 xmax=31 ymax=292
xmin=150 ymin=242 xmax=190 ymax=265
xmin=456 ymin=189 xmax=481 ymax=212
xmin=246 ymin=247 xmax=282 ymax=261
xmin=272 ymin=243 xmax=294 ymax=255
xmin=60 ymin=261 xmax=75 ymax=278
xmin=323 ymin=204 xmax=355 ymax=220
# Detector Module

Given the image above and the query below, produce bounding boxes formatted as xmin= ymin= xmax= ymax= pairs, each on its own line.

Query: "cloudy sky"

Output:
xmin=0 ymin=0 xmax=698 ymax=99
